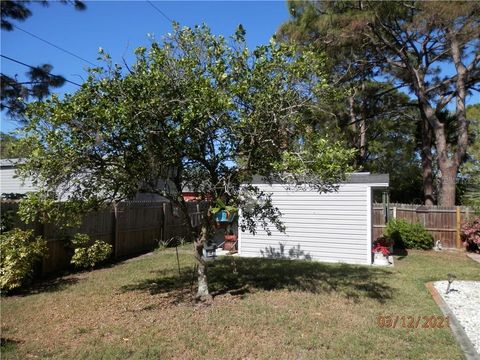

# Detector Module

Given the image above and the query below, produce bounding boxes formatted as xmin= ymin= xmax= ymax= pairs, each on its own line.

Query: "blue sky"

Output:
xmin=1 ymin=0 xmax=290 ymax=132
xmin=1 ymin=1 xmax=478 ymax=134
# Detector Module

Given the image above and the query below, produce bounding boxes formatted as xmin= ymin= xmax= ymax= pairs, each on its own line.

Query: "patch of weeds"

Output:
xmin=72 ymin=327 xmax=92 ymax=336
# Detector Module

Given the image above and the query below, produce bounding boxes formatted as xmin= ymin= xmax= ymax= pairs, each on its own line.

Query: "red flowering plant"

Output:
xmin=372 ymin=236 xmax=394 ymax=256
xmin=461 ymin=217 xmax=480 ymax=252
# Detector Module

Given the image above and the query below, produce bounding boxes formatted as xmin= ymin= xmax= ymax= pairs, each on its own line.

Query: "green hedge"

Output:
xmin=385 ymin=219 xmax=434 ymax=250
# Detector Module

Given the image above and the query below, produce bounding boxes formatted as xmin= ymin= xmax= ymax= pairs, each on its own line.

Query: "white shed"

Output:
xmin=238 ymin=173 xmax=389 ymax=265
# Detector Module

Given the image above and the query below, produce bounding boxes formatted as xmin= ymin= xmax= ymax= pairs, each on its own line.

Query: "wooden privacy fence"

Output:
xmin=1 ymin=200 xmax=208 ymax=275
xmin=373 ymin=203 xmax=474 ymax=249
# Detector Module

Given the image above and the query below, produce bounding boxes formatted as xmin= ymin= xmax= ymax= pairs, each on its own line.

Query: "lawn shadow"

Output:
xmin=392 ymin=247 xmax=409 ymax=260
xmin=0 ymin=338 xmax=22 ymax=353
xmin=121 ymin=256 xmax=394 ymax=304
xmin=10 ymin=276 xmax=82 ymax=297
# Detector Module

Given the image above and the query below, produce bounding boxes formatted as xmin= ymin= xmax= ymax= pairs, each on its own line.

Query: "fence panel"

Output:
xmin=373 ymin=203 xmax=472 ymax=249
xmin=115 ymin=202 xmax=164 ymax=258
xmin=1 ymin=200 xmax=208 ymax=276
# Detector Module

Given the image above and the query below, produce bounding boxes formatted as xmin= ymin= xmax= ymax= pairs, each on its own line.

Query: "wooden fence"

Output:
xmin=373 ymin=203 xmax=474 ymax=249
xmin=1 ymin=200 xmax=207 ymax=275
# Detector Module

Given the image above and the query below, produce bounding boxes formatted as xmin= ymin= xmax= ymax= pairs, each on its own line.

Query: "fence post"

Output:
xmin=455 ymin=206 xmax=461 ymax=249
xmin=39 ymin=222 xmax=47 ymax=276
xmin=162 ymin=202 xmax=167 ymax=243
xmin=392 ymin=207 xmax=397 ymax=219
xmin=112 ymin=203 xmax=119 ymax=259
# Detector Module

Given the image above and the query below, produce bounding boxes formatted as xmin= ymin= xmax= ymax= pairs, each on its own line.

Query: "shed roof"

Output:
xmin=250 ymin=172 xmax=389 ymax=186
xmin=0 ymin=158 xmax=24 ymax=168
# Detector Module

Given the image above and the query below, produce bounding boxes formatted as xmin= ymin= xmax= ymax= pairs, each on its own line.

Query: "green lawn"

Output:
xmin=1 ymin=246 xmax=479 ymax=359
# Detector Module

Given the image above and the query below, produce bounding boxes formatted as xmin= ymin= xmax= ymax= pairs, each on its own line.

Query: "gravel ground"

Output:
xmin=434 ymin=281 xmax=480 ymax=354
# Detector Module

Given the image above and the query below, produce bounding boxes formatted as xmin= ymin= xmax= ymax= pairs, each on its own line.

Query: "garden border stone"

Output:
xmin=425 ymin=282 xmax=479 ymax=360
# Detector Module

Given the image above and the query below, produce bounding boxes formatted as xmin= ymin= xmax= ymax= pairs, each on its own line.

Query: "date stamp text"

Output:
xmin=377 ymin=315 xmax=450 ymax=329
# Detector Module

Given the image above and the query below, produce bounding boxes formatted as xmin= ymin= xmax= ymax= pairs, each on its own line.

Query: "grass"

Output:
xmin=1 ymin=246 xmax=479 ymax=359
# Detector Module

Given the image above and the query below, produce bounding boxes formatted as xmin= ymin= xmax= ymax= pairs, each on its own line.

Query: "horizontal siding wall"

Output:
xmin=0 ymin=168 xmax=37 ymax=194
xmin=239 ymin=183 xmax=369 ymax=265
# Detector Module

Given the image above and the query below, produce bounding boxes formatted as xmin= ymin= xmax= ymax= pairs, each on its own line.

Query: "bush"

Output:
xmin=0 ymin=229 xmax=47 ymax=291
xmin=385 ymin=219 xmax=434 ymax=250
xmin=461 ymin=217 xmax=480 ymax=252
xmin=0 ymin=209 xmax=17 ymax=233
xmin=70 ymin=233 xmax=112 ymax=269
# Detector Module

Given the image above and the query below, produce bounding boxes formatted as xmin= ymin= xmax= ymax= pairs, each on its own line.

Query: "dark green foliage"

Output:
xmin=460 ymin=104 xmax=480 ymax=209
xmin=385 ymin=219 xmax=434 ymax=250
xmin=0 ymin=132 xmax=29 ymax=159
xmin=1 ymin=62 xmax=66 ymax=120
xmin=279 ymin=1 xmax=480 ymax=206
xmin=0 ymin=209 xmax=17 ymax=233
xmin=18 ymin=23 xmax=354 ymax=298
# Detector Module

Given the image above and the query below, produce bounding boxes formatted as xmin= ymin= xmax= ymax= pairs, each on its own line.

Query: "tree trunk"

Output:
xmin=438 ymin=162 xmax=457 ymax=206
xmin=450 ymin=34 xmax=468 ymax=167
xmin=348 ymin=93 xmax=361 ymax=168
xmin=194 ymin=223 xmax=212 ymax=302
xmin=414 ymin=73 xmax=458 ymax=207
xmin=174 ymin=191 xmax=212 ymax=302
xmin=358 ymin=83 xmax=367 ymax=168
xmin=420 ymin=113 xmax=434 ymax=205
xmin=431 ymin=120 xmax=458 ymax=206
xmin=359 ymin=111 xmax=367 ymax=168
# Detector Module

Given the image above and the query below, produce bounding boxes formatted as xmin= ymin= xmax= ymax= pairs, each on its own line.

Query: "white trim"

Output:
xmin=366 ymin=183 xmax=389 ymax=188
xmin=366 ymin=186 xmax=372 ymax=265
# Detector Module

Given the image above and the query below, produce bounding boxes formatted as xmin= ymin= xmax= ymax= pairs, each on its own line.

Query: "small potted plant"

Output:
xmin=224 ymin=233 xmax=237 ymax=242
xmin=372 ymin=236 xmax=393 ymax=265
xmin=223 ymin=224 xmax=237 ymax=251
xmin=211 ymin=199 xmax=237 ymax=226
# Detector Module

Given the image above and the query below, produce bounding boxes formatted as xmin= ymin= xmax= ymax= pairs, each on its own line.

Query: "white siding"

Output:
xmin=239 ymin=183 xmax=371 ymax=265
xmin=0 ymin=167 xmax=37 ymax=195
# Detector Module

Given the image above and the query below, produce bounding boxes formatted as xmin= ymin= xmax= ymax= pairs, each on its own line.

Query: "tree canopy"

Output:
xmin=279 ymin=0 xmax=480 ymax=206
xmin=0 ymin=132 xmax=29 ymax=159
xmin=18 ymin=24 xmax=354 ymax=300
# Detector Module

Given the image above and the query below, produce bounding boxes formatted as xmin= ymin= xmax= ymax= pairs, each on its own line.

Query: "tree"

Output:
xmin=279 ymin=1 xmax=480 ymax=206
xmin=1 ymin=0 xmax=86 ymax=119
xmin=278 ymin=2 xmax=429 ymax=204
xmin=460 ymin=103 xmax=480 ymax=208
xmin=17 ymin=24 xmax=354 ymax=301
xmin=0 ymin=132 xmax=29 ymax=159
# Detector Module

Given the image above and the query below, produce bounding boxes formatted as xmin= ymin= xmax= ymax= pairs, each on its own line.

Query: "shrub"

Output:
xmin=0 ymin=229 xmax=47 ymax=291
xmin=0 ymin=209 xmax=17 ymax=233
xmin=70 ymin=233 xmax=112 ymax=269
xmin=385 ymin=219 xmax=434 ymax=250
xmin=461 ymin=217 xmax=480 ymax=252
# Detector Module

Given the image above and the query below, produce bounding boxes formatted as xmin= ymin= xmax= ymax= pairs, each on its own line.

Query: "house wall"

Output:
xmin=0 ymin=166 xmax=36 ymax=195
xmin=239 ymin=182 xmax=376 ymax=265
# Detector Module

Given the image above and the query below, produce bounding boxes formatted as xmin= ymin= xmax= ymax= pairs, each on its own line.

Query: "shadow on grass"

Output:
xmin=9 ymin=276 xmax=82 ymax=297
xmin=1 ymin=338 xmax=22 ymax=353
xmin=121 ymin=257 xmax=394 ymax=304
xmin=392 ymin=247 xmax=409 ymax=260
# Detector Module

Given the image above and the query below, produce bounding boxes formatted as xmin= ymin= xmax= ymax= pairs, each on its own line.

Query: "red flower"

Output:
xmin=372 ymin=236 xmax=394 ymax=255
